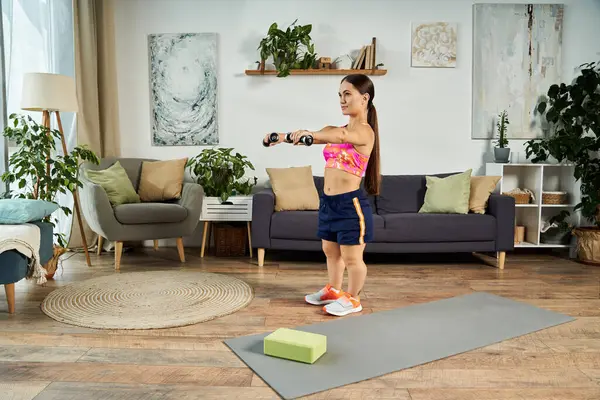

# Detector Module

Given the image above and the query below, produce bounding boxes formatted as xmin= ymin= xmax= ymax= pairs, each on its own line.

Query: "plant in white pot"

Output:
xmin=186 ymin=147 xmax=257 ymax=203
xmin=493 ymin=110 xmax=511 ymax=163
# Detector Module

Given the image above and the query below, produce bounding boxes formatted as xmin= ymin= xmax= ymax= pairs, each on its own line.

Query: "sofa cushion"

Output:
xmin=137 ymin=158 xmax=187 ymax=202
xmin=114 ymin=203 xmax=188 ymax=225
xmin=376 ymin=173 xmax=460 ymax=214
xmin=469 ymin=176 xmax=501 ymax=214
xmin=271 ymin=211 xmax=384 ymax=240
xmin=266 ymin=166 xmax=320 ymax=211
xmin=85 ymin=161 xmax=141 ymax=206
xmin=419 ymin=169 xmax=472 ymax=214
xmin=0 ymin=199 xmax=59 ymax=224
xmin=379 ymin=213 xmax=496 ymax=242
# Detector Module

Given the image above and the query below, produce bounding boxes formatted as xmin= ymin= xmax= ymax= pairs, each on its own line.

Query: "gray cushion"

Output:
xmin=379 ymin=213 xmax=496 ymax=242
xmin=114 ymin=203 xmax=188 ymax=225
xmin=271 ymin=211 xmax=384 ymax=240
xmin=376 ymin=173 xmax=461 ymax=214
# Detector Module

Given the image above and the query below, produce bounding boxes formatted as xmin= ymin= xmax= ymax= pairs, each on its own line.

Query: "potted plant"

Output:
xmin=258 ymin=19 xmax=318 ymax=77
xmin=1 ymin=113 xmax=99 ymax=277
xmin=186 ymin=147 xmax=257 ymax=203
xmin=525 ymin=60 xmax=600 ymax=265
xmin=540 ymin=210 xmax=574 ymax=245
xmin=493 ymin=110 xmax=510 ymax=163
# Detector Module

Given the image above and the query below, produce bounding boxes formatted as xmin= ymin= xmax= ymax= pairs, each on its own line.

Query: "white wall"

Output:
xmin=114 ymin=0 xmax=600 ymax=184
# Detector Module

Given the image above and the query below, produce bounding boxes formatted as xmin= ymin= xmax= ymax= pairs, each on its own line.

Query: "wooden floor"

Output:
xmin=1 ymin=247 xmax=600 ymax=399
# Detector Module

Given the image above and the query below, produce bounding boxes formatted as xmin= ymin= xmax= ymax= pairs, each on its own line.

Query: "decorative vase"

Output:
xmin=494 ymin=147 xmax=511 ymax=163
xmin=44 ymin=245 xmax=67 ymax=279
xmin=572 ymin=227 xmax=600 ymax=266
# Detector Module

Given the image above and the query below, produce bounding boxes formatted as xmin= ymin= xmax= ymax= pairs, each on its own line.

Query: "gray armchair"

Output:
xmin=79 ymin=157 xmax=204 ymax=269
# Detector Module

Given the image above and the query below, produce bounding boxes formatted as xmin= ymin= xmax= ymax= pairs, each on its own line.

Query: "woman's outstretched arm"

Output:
xmin=293 ymin=125 xmax=372 ymax=146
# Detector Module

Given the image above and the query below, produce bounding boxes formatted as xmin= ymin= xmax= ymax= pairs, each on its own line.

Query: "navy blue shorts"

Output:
xmin=317 ymin=189 xmax=374 ymax=245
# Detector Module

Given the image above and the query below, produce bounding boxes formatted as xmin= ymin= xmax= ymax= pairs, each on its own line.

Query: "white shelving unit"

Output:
xmin=485 ymin=163 xmax=581 ymax=249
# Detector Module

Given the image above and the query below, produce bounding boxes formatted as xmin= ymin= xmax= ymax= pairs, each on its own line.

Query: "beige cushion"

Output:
xmin=137 ymin=158 xmax=188 ymax=202
xmin=266 ymin=166 xmax=319 ymax=211
xmin=469 ymin=176 xmax=501 ymax=214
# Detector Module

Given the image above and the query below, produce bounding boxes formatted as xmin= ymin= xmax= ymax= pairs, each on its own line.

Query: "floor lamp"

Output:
xmin=20 ymin=72 xmax=92 ymax=267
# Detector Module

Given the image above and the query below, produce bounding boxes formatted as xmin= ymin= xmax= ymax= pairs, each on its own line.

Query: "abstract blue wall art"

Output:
xmin=148 ymin=33 xmax=218 ymax=146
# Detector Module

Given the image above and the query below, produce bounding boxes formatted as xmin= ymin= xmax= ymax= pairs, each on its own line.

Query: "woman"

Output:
xmin=264 ymin=74 xmax=380 ymax=317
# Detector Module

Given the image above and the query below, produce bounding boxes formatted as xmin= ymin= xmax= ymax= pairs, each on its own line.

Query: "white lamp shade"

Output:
xmin=20 ymin=72 xmax=79 ymax=112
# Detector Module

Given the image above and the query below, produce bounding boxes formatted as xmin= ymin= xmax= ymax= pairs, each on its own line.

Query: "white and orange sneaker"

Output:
xmin=322 ymin=292 xmax=362 ymax=316
xmin=305 ymin=284 xmax=343 ymax=305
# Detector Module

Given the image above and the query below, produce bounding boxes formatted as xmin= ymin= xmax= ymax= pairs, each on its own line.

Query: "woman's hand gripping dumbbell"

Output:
xmin=262 ymin=131 xmax=314 ymax=147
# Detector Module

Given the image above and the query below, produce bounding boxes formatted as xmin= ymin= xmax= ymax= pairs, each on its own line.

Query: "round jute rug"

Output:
xmin=40 ymin=271 xmax=254 ymax=329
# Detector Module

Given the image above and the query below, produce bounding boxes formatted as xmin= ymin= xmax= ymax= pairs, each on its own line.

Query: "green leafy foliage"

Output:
xmin=258 ymin=19 xmax=317 ymax=77
xmin=494 ymin=110 xmax=510 ymax=148
xmin=525 ymin=61 xmax=600 ymax=227
xmin=186 ymin=148 xmax=257 ymax=203
xmin=1 ymin=113 xmax=100 ymax=246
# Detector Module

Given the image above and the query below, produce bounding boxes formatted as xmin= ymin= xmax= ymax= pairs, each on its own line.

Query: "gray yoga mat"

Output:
xmin=224 ymin=292 xmax=575 ymax=399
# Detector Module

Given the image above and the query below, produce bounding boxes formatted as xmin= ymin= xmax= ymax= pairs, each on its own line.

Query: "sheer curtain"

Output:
xmin=2 ymin=0 xmax=76 ymax=245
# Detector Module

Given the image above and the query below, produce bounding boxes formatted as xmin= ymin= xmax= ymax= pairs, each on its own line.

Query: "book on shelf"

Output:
xmin=351 ymin=37 xmax=377 ymax=70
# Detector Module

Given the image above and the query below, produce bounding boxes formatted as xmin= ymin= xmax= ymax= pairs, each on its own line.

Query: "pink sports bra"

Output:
xmin=323 ymin=142 xmax=369 ymax=178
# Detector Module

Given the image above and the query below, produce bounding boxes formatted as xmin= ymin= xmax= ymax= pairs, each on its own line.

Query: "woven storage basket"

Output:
xmin=502 ymin=192 xmax=531 ymax=204
xmin=542 ymin=191 xmax=567 ymax=204
xmin=213 ymin=223 xmax=247 ymax=257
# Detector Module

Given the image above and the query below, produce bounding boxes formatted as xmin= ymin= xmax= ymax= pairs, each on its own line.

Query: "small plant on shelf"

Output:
xmin=525 ymin=60 xmax=600 ymax=264
xmin=257 ymin=19 xmax=317 ymax=77
xmin=493 ymin=109 xmax=511 ymax=163
xmin=186 ymin=148 xmax=257 ymax=203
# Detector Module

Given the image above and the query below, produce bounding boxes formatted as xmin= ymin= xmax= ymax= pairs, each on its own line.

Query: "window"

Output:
xmin=1 ymin=0 xmax=75 ymax=238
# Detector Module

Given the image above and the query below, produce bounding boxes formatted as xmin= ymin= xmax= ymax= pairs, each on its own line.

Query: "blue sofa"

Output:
xmin=0 ymin=221 xmax=54 ymax=313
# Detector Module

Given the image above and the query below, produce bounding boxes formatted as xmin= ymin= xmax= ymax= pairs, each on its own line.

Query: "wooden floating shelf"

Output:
xmin=245 ymin=69 xmax=387 ymax=76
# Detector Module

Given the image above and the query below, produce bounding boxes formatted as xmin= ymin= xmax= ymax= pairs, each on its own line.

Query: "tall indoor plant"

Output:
xmin=258 ymin=19 xmax=318 ymax=77
xmin=1 ymin=113 xmax=99 ymax=275
xmin=525 ymin=60 xmax=600 ymax=264
xmin=494 ymin=109 xmax=510 ymax=163
xmin=186 ymin=147 xmax=257 ymax=203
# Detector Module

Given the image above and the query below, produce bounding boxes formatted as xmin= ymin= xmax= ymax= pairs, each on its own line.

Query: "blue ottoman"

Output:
xmin=0 ymin=221 xmax=54 ymax=313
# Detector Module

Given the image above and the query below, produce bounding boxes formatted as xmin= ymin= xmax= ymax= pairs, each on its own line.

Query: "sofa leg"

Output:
xmin=497 ymin=251 xmax=506 ymax=270
xmin=176 ymin=238 xmax=185 ymax=262
xmin=115 ymin=241 xmax=123 ymax=270
xmin=258 ymin=248 xmax=265 ymax=267
xmin=4 ymin=283 xmax=15 ymax=314
xmin=97 ymin=236 xmax=104 ymax=255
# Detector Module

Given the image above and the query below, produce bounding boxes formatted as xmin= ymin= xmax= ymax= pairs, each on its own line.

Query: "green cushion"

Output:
xmin=85 ymin=161 xmax=141 ymax=207
xmin=264 ymin=328 xmax=327 ymax=364
xmin=418 ymin=169 xmax=472 ymax=214
xmin=0 ymin=199 xmax=59 ymax=224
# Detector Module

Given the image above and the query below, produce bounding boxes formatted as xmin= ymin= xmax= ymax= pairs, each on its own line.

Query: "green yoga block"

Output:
xmin=264 ymin=328 xmax=327 ymax=364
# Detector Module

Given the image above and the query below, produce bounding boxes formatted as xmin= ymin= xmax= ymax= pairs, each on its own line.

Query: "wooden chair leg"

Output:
xmin=258 ymin=248 xmax=265 ymax=267
xmin=153 ymin=240 xmax=159 ymax=250
xmin=4 ymin=283 xmax=15 ymax=314
xmin=115 ymin=241 xmax=123 ymax=270
xmin=176 ymin=238 xmax=185 ymax=262
xmin=97 ymin=236 xmax=104 ymax=255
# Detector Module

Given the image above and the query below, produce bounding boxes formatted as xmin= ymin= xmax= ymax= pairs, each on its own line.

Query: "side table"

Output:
xmin=199 ymin=195 xmax=253 ymax=258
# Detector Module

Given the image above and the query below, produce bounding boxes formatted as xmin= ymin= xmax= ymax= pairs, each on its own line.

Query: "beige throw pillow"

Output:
xmin=138 ymin=158 xmax=188 ymax=202
xmin=266 ymin=166 xmax=319 ymax=211
xmin=469 ymin=176 xmax=501 ymax=213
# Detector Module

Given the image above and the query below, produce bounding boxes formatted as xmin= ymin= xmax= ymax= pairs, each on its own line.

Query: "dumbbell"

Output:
xmin=262 ymin=132 xmax=314 ymax=147
xmin=262 ymin=132 xmax=280 ymax=147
